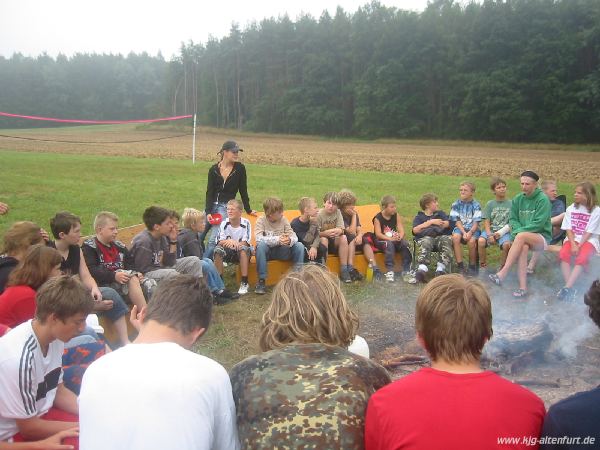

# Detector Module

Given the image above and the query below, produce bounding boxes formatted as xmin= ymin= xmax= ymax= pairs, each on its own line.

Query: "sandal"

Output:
xmin=512 ymin=288 xmax=528 ymax=298
xmin=526 ymin=267 xmax=534 ymax=274
xmin=488 ymin=273 xmax=502 ymax=286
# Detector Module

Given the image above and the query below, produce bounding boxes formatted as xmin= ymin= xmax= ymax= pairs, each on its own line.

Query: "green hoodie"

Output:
xmin=509 ymin=187 xmax=552 ymax=241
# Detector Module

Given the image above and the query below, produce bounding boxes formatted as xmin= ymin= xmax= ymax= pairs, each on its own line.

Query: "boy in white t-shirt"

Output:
xmin=213 ymin=199 xmax=253 ymax=295
xmin=79 ymin=274 xmax=240 ymax=450
xmin=0 ymin=275 xmax=93 ymax=444
xmin=556 ymin=182 xmax=600 ymax=301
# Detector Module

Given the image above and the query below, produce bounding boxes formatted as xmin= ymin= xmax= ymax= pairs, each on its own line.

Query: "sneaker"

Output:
xmin=488 ymin=273 xmax=502 ymax=286
xmin=255 ymin=280 xmax=267 ymax=295
xmin=213 ymin=292 xmax=233 ymax=306
xmin=220 ymin=289 xmax=240 ymax=300
xmin=340 ymin=269 xmax=352 ymax=284
xmin=238 ymin=282 xmax=249 ymax=295
xmin=373 ymin=268 xmax=384 ymax=281
xmin=385 ymin=271 xmax=395 ymax=282
xmin=415 ymin=270 xmax=426 ymax=283
xmin=556 ymin=287 xmax=569 ymax=301
xmin=349 ymin=268 xmax=364 ymax=282
xmin=402 ymin=270 xmax=415 ymax=283
xmin=434 ymin=270 xmax=445 ymax=277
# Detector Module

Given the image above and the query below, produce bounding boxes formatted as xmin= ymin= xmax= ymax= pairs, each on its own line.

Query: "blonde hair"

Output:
xmin=181 ymin=208 xmax=205 ymax=229
xmin=2 ymin=221 xmax=44 ymax=255
xmin=263 ymin=197 xmax=284 ymax=215
xmin=227 ymin=199 xmax=243 ymax=211
xmin=416 ymin=274 xmax=492 ymax=364
xmin=298 ymin=197 xmax=316 ymax=213
xmin=380 ymin=195 xmax=396 ymax=209
xmin=337 ymin=189 xmax=357 ymax=209
xmin=460 ymin=181 xmax=476 ymax=192
xmin=259 ymin=265 xmax=358 ymax=352
xmin=323 ymin=191 xmax=339 ymax=205
xmin=93 ymin=211 xmax=119 ymax=230
xmin=541 ymin=180 xmax=557 ymax=191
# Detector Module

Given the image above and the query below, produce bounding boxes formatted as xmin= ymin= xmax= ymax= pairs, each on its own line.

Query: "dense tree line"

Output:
xmin=1 ymin=0 xmax=599 ymax=142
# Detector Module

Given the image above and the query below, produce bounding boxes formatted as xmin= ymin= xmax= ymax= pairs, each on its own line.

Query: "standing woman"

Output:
xmin=201 ymin=140 xmax=256 ymax=258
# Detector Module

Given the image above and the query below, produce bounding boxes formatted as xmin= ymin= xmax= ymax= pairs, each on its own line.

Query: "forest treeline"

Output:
xmin=1 ymin=0 xmax=599 ymax=142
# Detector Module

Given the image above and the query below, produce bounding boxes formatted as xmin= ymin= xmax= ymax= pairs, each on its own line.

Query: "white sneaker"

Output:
xmin=238 ymin=282 xmax=249 ymax=295
xmin=385 ymin=271 xmax=395 ymax=282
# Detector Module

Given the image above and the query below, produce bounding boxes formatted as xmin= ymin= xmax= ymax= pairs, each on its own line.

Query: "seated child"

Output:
xmin=254 ymin=197 xmax=304 ymax=294
xmin=317 ymin=192 xmax=351 ymax=283
xmin=171 ymin=209 xmax=239 ymax=304
xmin=411 ymin=193 xmax=452 ymax=282
xmin=213 ymin=200 xmax=253 ymax=295
xmin=372 ymin=195 xmax=412 ymax=282
xmin=364 ymin=275 xmax=545 ymax=449
xmin=477 ymin=178 xmax=512 ymax=271
xmin=130 ymin=206 xmax=203 ymax=283
xmin=527 ymin=179 xmax=567 ymax=273
xmin=338 ymin=189 xmax=381 ymax=281
xmin=291 ymin=197 xmax=326 ymax=265
xmin=0 ymin=276 xmax=94 ymax=446
xmin=49 ymin=211 xmax=131 ymax=347
xmin=0 ymin=221 xmax=45 ymax=294
xmin=0 ymin=245 xmax=62 ymax=328
xmin=82 ymin=211 xmax=147 ymax=311
xmin=449 ymin=181 xmax=482 ymax=275
xmin=556 ymin=181 xmax=600 ymax=301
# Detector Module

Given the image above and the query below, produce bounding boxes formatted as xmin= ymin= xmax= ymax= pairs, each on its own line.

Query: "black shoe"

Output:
xmin=255 ymin=280 xmax=267 ymax=295
xmin=213 ymin=292 xmax=233 ymax=306
xmin=349 ymin=268 xmax=364 ymax=282
xmin=219 ymin=289 xmax=240 ymax=300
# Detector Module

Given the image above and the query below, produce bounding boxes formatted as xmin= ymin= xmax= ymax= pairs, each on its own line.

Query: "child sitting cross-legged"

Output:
xmin=372 ymin=195 xmax=413 ymax=283
xmin=254 ymin=197 xmax=305 ymax=295
xmin=449 ymin=181 xmax=482 ymax=276
xmin=411 ymin=193 xmax=453 ymax=283
xmin=556 ymin=181 xmax=600 ymax=301
xmin=213 ymin=199 xmax=253 ymax=295
xmin=291 ymin=197 xmax=327 ymax=265
xmin=477 ymin=178 xmax=512 ymax=271
xmin=317 ymin=192 xmax=352 ymax=283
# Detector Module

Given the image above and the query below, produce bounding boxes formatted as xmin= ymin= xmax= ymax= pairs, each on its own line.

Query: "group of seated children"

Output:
xmin=3 ymin=262 xmax=599 ymax=449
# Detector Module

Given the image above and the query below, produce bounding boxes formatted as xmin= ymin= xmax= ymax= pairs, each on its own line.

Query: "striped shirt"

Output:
xmin=0 ymin=320 xmax=63 ymax=440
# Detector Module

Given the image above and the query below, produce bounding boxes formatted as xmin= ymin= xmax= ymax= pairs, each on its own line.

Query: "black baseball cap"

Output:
xmin=221 ymin=140 xmax=243 ymax=152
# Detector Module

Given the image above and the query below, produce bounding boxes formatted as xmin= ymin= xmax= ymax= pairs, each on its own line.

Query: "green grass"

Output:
xmin=0 ymin=149 xmax=576 ymax=239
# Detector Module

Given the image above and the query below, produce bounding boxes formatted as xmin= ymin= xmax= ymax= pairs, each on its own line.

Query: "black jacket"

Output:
xmin=205 ymin=162 xmax=252 ymax=214
xmin=0 ymin=255 xmax=18 ymax=294
xmin=81 ymin=238 xmax=133 ymax=285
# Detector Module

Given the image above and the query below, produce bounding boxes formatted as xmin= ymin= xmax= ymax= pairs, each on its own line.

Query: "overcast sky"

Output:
xmin=1 ymin=0 xmax=435 ymax=60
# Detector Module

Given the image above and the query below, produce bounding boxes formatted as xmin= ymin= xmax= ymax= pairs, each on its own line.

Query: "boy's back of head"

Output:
xmin=416 ymin=274 xmax=492 ymax=364
xmin=584 ymin=279 xmax=600 ymax=329
xmin=142 ymin=206 xmax=171 ymax=231
xmin=419 ymin=193 xmax=438 ymax=211
xmin=35 ymin=275 xmax=94 ymax=323
xmin=50 ymin=211 xmax=81 ymax=239
xmin=143 ymin=274 xmax=213 ymax=335
xmin=263 ymin=197 xmax=284 ymax=216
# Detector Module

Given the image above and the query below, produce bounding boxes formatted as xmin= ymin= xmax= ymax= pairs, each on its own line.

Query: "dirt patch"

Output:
xmin=1 ymin=127 xmax=598 ymax=182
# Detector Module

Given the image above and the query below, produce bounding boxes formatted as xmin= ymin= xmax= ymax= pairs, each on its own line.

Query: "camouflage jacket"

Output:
xmin=229 ymin=343 xmax=391 ymax=449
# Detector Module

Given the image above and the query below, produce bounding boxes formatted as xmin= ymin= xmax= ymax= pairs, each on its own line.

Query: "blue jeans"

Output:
xmin=98 ymin=286 xmax=129 ymax=321
xmin=199 ymin=202 xmax=227 ymax=259
xmin=255 ymin=241 xmax=305 ymax=280
xmin=201 ymin=258 xmax=225 ymax=293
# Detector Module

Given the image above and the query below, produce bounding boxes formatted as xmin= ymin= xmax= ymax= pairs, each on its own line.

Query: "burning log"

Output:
xmin=381 ymin=354 xmax=430 ymax=369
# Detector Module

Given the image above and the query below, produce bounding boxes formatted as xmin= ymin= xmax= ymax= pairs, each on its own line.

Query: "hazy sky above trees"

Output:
xmin=0 ymin=0 xmax=445 ymax=59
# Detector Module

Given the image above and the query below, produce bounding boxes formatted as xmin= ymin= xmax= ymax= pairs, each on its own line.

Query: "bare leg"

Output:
xmin=452 ymin=234 xmax=463 ymax=264
xmin=127 ymin=276 xmax=147 ymax=310
xmin=560 ymin=261 xmax=571 ymax=285
xmin=239 ymin=249 xmax=249 ymax=277
xmin=478 ymin=237 xmax=487 ymax=267
xmin=214 ymin=253 xmax=224 ymax=275
xmin=517 ymin=244 xmax=529 ymax=290
xmin=363 ymin=243 xmax=376 ymax=265
xmin=113 ymin=316 xmax=131 ymax=346
xmin=500 ymin=242 xmax=511 ymax=267
xmin=348 ymin=240 xmax=356 ymax=266
xmin=497 ymin=232 xmax=545 ymax=281
xmin=527 ymin=251 xmax=540 ymax=272
xmin=566 ymin=265 xmax=584 ymax=288
xmin=468 ymin=237 xmax=477 ymax=265
xmin=338 ymin=235 xmax=349 ymax=265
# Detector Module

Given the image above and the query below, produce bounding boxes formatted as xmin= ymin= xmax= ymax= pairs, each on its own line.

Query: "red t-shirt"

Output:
xmin=0 ymin=285 xmax=36 ymax=328
xmin=365 ymin=367 xmax=545 ymax=450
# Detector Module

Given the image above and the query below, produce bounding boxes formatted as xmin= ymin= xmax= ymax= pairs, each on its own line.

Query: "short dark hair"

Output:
xmin=490 ymin=177 xmax=506 ymax=191
xmin=584 ymin=279 xmax=600 ymax=329
xmin=35 ymin=275 xmax=94 ymax=322
xmin=50 ymin=211 xmax=81 ymax=239
xmin=143 ymin=275 xmax=213 ymax=334
xmin=419 ymin=193 xmax=438 ymax=211
xmin=143 ymin=206 xmax=171 ymax=230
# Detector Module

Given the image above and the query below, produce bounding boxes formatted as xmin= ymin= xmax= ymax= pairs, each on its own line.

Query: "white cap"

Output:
xmin=348 ymin=335 xmax=370 ymax=358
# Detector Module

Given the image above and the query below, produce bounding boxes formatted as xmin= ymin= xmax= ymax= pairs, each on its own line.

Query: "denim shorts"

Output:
xmin=452 ymin=227 xmax=481 ymax=240
xmin=480 ymin=231 xmax=511 ymax=247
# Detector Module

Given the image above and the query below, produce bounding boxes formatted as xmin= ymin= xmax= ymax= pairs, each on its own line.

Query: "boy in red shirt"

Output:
xmin=365 ymin=274 xmax=545 ymax=450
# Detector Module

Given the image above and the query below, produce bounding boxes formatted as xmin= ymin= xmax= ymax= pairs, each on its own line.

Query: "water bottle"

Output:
xmin=366 ymin=261 xmax=374 ymax=282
